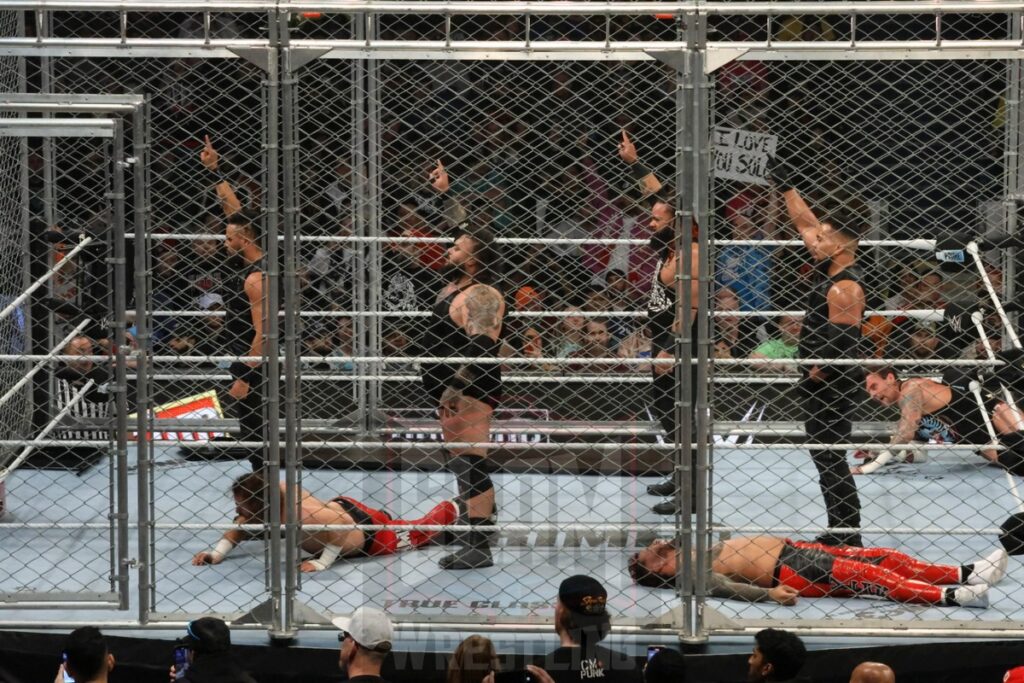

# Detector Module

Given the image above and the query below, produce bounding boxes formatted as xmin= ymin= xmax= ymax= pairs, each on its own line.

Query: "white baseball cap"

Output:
xmin=331 ymin=606 xmax=394 ymax=653
xmin=198 ymin=293 xmax=224 ymax=310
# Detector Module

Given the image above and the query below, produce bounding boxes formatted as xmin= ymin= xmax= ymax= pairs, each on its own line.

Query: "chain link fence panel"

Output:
xmin=0 ymin=115 xmax=128 ymax=606
xmin=0 ymin=2 xmax=1022 ymax=637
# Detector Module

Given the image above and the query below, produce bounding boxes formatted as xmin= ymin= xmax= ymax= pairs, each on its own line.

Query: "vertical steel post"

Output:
xmin=1005 ymin=14 xmax=1021 ymax=334
xmin=691 ymin=10 xmax=712 ymax=645
xmin=38 ymin=10 xmax=56 ymax=421
xmin=366 ymin=16 xmax=382 ymax=426
xmin=352 ymin=15 xmax=370 ymax=432
xmin=133 ymin=100 xmax=154 ymax=623
xmin=109 ymin=121 xmax=130 ymax=609
xmin=279 ymin=12 xmax=302 ymax=639
xmin=263 ymin=37 xmax=286 ymax=639
xmin=17 ymin=29 xmax=31 ymax=451
xmin=673 ymin=11 xmax=696 ymax=643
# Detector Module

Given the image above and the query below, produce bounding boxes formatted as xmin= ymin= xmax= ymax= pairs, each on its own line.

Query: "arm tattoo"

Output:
xmin=891 ymin=385 xmax=924 ymax=446
xmin=464 ymin=286 xmax=503 ymax=336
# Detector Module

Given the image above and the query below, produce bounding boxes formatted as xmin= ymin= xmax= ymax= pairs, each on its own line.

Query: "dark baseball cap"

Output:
xmin=558 ymin=575 xmax=609 ymax=626
xmin=178 ymin=617 xmax=231 ymax=654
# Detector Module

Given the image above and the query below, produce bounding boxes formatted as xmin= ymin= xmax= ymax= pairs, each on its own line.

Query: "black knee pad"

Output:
xmin=998 ymin=431 xmax=1024 ymax=476
xmin=450 ymin=454 xmax=495 ymax=499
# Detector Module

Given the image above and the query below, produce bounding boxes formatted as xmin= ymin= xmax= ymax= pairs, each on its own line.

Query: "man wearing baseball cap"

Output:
xmin=537 ymin=575 xmax=638 ymax=683
xmin=332 ymin=606 xmax=395 ymax=683
xmin=1006 ymin=666 xmax=1024 ymax=683
xmin=173 ymin=617 xmax=255 ymax=683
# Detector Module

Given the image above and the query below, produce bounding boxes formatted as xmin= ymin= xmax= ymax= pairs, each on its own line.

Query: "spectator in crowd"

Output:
xmin=849 ymin=662 xmax=895 ymax=683
xmin=749 ymin=314 xmax=802 ymax=372
xmin=169 ymin=292 xmax=226 ymax=355
xmin=555 ymin=306 xmax=587 ymax=358
xmin=617 ymin=324 xmax=653 ymax=374
xmin=747 ymin=628 xmax=807 ymax=683
xmin=1005 ymin=667 xmax=1024 ymax=683
xmin=962 ymin=329 xmax=1002 ymax=361
xmin=880 ymin=265 xmax=920 ymax=311
xmin=151 ymin=243 xmax=189 ymax=348
xmin=447 ymin=635 xmax=499 ymax=683
xmin=57 ymin=626 xmax=114 ymax=683
xmin=536 ymin=575 xmax=637 ymax=683
xmin=713 ymin=286 xmax=758 ymax=360
xmin=569 ymin=318 xmax=621 ymax=372
xmin=183 ymin=214 xmax=228 ymax=300
xmin=514 ymin=284 xmax=546 ymax=315
xmin=880 ymin=269 xmax=956 ymax=360
xmin=643 ymin=648 xmax=686 ymax=683
xmin=906 ymin=322 xmax=940 ymax=360
xmin=301 ymin=316 xmax=340 ymax=370
xmin=332 ymin=606 xmax=394 ymax=683
xmin=171 ymin=617 xmax=256 ymax=683
xmin=301 ymin=208 xmax=355 ymax=311
xmin=505 ymin=319 xmax=550 ymax=372
xmin=605 ymin=268 xmax=638 ymax=308
xmin=716 ymin=183 xmax=780 ymax=315
xmin=327 ymin=315 xmax=356 ymax=371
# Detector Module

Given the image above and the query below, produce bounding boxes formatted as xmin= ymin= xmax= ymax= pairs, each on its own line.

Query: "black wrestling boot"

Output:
xmin=652 ymin=500 xmax=677 ymax=515
xmin=647 ymin=480 xmax=677 ymax=497
xmin=438 ymin=519 xmax=494 ymax=570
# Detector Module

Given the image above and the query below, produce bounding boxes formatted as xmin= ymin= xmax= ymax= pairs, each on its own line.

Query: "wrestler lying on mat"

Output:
xmin=628 ymin=535 xmax=1008 ymax=608
xmin=860 ymin=366 xmax=1024 ymax=475
xmin=192 ymin=472 xmax=458 ymax=572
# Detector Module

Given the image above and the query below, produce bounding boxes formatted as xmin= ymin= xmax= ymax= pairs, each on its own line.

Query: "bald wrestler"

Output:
xmin=850 ymin=662 xmax=896 ymax=683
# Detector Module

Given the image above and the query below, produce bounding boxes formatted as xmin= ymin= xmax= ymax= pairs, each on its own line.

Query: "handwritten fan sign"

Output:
xmin=130 ymin=390 xmax=225 ymax=442
xmin=712 ymin=127 xmax=778 ymax=185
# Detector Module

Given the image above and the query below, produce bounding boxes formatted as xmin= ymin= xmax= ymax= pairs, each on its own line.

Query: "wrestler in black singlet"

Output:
xmin=798 ymin=259 xmax=864 ymax=544
xmin=420 ymin=284 xmax=503 ymax=408
xmin=224 ymin=257 xmax=265 ymax=470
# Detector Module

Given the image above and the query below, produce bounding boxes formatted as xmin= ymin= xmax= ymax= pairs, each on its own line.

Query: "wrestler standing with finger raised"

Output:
xmin=772 ymin=151 xmax=866 ymax=546
xmin=618 ymin=130 xmax=700 ymax=516
xmin=200 ymin=136 xmax=266 ymax=471
xmin=420 ymin=160 xmax=505 ymax=569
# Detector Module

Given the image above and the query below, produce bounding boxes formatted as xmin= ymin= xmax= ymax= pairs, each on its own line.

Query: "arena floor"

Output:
xmin=1 ymin=444 xmax=1022 ymax=630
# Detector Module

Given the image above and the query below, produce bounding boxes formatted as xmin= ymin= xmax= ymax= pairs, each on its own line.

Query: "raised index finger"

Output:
xmin=621 ymin=128 xmax=630 ymax=143
xmin=204 ymin=134 xmax=213 ymax=148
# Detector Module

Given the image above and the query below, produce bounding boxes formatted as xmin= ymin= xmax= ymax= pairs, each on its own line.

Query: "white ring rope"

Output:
xmin=0 ymin=235 xmax=94 ymax=323
xmin=128 ymin=232 xmax=938 ymax=249
xmin=13 ymin=354 xmax=994 ymax=366
xmin=126 ymin=308 xmax=945 ymax=321
xmin=969 ymin=240 xmax=1022 ymax=349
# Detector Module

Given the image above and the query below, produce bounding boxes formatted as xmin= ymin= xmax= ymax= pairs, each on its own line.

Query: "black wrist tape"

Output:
xmin=229 ymin=361 xmax=255 ymax=383
xmin=630 ymin=161 xmax=653 ymax=181
xmin=206 ymin=166 xmax=227 ymax=185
